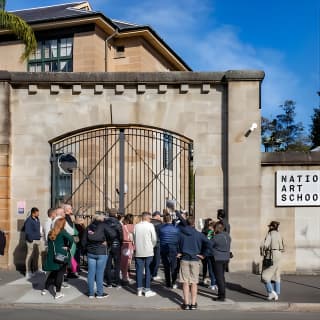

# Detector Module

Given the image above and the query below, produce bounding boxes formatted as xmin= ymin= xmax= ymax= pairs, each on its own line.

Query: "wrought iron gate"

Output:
xmin=50 ymin=125 xmax=194 ymax=218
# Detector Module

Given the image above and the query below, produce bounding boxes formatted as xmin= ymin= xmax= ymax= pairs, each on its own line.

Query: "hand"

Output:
xmin=177 ymin=253 xmax=182 ymax=258
xmin=197 ymin=254 xmax=205 ymax=260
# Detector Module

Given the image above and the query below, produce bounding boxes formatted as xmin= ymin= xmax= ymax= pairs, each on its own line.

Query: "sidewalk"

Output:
xmin=0 ymin=270 xmax=319 ymax=311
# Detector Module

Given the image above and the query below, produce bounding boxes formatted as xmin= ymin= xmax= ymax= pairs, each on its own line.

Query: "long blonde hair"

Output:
xmin=48 ymin=218 xmax=66 ymax=241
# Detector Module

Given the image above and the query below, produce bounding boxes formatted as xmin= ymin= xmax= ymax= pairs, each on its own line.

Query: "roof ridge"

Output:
xmin=112 ymin=18 xmax=141 ymax=27
xmin=10 ymin=2 xmax=86 ymax=13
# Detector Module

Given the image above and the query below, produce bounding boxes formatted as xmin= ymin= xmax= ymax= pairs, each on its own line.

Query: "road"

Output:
xmin=0 ymin=309 xmax=320 ymax=320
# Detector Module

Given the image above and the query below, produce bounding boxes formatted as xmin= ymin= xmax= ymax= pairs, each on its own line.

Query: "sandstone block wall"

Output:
xmin=0 ymin=71 xmax=264 ymax=270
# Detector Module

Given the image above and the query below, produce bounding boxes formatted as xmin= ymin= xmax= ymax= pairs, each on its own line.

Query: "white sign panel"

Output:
xmin=276 ymin=170 xmax=320 ymax=206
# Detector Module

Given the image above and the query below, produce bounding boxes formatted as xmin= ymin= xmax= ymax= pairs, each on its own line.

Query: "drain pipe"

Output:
xmin=105 ymin=30 xmax=118 ymax=72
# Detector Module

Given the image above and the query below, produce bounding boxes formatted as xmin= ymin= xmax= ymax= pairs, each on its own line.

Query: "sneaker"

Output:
xmin=25 ymin=272 xmax=34 ymax=279
xmin=172 ymin=284 xmax=178 ymax=289
xmin=96 ymin=293 xmax=109 ymax=299
xmin=41 ymin=289 xmax=47 ymax=296
xmin=55 ymin=292 xmax=64 ymax=300
xmin=267 ymin=290 xmax=278 ymax=301
xmin=88 ymin=295 xmax=95 ymax=299
xmin=190 ymin=303 xmax=198 ymax=310
xmin=210 ymin=285 xmax=218 ymax=291
xmin=106 ymin=284 xmax=113 ymax=288
xmin=137 ymin=289 xmax=143 ymax=297
xmin=61 ymin=283 xmax=70 ymax=288
xmin=152 ymin=276 xmax=161 ymax=281
xmin=116 ymin=285 xmax=122 ymax=289
xmin=181 ymin=303 xmax=189 ymax=310
xmin=144 ymin=290 xmax=157 ymax=297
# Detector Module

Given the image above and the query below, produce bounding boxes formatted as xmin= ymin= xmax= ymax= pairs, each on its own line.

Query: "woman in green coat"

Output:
xmin=43 ymin=217 xmax=74 ymax=299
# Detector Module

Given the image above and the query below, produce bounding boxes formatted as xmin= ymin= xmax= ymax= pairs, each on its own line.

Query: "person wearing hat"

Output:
xmin=261 ymin=221 xmax=285 ymax=301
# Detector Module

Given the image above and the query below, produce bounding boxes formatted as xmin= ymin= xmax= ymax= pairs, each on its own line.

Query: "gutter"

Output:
xmin=105 ymin=30 xmax=118 ymax=72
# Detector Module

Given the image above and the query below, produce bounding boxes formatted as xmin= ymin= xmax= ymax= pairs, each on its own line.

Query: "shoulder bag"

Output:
xmin=53 ymin=241 xmax=69 ymax=264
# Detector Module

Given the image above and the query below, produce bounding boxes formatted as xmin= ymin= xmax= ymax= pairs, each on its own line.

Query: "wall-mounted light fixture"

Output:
xmin=244 ymin=122 xmax=258 ymax=138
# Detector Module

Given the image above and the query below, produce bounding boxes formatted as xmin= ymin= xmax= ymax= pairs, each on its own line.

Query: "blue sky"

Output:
xmin=6 ymin=0 xmax=320 ymax=133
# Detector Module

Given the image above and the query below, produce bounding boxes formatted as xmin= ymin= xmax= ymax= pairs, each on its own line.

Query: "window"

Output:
xmin=115 ymin=45 xmax=125 ymax=58
xmin=28 ymin=38 xmax=73 ymax=72
xmin=163 ymin=133 xmax=173 ymax=170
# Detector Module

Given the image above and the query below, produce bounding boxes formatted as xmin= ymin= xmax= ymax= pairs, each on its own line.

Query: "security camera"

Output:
xmin=244 ymin=122 xmax=258 ymax=137
xmin=250 ymin=123 xmax=258 ymax=131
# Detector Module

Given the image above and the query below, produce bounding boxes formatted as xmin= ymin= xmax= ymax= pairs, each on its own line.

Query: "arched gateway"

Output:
xmin=50 ymin=125 xmax=194 ymax=218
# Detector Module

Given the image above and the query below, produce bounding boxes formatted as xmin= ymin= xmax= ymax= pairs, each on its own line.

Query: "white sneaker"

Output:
xmin=267 ymin=290 xmax=278 ymax=301
xmin=55 ymin=293 xmax=64 ymax=300
xmin=41 ymin=289 xmax=47 ymax=296
xmin=152 ymin=276 xmax=161 ymax=281
xmin=137 ymin=289 xmax=143 ymax=297
xmin=210 ymin=285 xmax=218 ymax=291
xmin=144 ymin=290 xmax=157 ymax=297
xmin=172 ymin=284 xmax=178 ymax=289
xmin=61 ymin=283 xmax=70 ymax=288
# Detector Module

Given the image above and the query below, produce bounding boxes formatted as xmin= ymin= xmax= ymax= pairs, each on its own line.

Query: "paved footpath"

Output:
xmin=0 ymin=270 xmax=319 ymax=311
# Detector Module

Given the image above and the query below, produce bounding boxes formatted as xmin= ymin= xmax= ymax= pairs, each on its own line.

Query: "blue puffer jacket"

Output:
xmin=159 ymin=223 xmax=180 ymax=251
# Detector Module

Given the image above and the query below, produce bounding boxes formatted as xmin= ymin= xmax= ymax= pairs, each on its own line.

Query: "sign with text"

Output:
xmin=276 ymin=170 xmax=320 ymax=206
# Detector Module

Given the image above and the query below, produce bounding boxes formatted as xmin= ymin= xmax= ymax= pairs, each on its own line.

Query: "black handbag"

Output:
xmin=53 ymin=241 xmax=68 ymax=264
xmin=262 ymin=256 xmax=273 ymax=268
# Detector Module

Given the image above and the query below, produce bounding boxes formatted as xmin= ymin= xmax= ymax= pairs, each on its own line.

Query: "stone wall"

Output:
xmin=0 ymin=71 xmax=264 ymax=270
xmin=261 ymin=152 xmax=320 ymax=273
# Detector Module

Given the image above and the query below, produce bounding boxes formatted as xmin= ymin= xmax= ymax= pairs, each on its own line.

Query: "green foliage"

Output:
xmin=0 ymin=0 xmax=37 ymax=60
xmin=310 ymin=107 xmax=320 ymax=149
xmin=262 ymin=100 xmax=307 ymax=151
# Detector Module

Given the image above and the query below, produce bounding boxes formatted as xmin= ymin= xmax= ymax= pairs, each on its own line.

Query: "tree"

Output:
xmin=262 ymin=100 xmax=306 ymax=151
xmin=310 ymin=107 xmax=320 ymax=149
xmin=0 ymin=0 xmax=37 ymax=60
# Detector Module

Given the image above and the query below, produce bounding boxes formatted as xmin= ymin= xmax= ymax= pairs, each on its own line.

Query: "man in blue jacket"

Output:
xmin=24 ymin=207 xmax=42 ymax=278
xmin=177 ymin=216 xmax=210 ymax=310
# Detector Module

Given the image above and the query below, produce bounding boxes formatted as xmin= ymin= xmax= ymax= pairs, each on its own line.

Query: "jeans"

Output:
xmin=87 ymin=253 xmax=108 ymax=296
xmin=265 ymin=281 xmax=281 ymax=295
xmin=207 ymin=257 xmax=217 ymax=286
xmin=135 ymin=256 xmax=153 ymax=291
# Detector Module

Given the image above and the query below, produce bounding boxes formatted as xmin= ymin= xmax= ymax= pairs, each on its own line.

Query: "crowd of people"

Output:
xmin=22 ymin=204 xmax=284 ymax=309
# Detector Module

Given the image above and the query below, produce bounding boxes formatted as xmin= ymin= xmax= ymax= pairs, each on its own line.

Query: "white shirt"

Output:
xmin=134 ymin=221 xmax=157 ymax=257
xmin=43 ymin=217 xmax=53 ymax=245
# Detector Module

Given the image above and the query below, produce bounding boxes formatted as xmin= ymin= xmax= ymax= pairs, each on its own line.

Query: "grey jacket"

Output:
xmin=211 ymin=231 xmax=231 ymax=262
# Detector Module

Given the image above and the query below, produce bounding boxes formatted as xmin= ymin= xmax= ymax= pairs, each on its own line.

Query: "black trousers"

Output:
xmin=105 ymin=245 xmax=121 ymax=285
xmin=212 ymin=260 xmax=227 ymax=298
xmin=160 ymin=245 xmax=178 ymax=287
xmin=150 ymin=245 xmax=161 ymax=277
xmin=45 ymin=263 xmax=66 ymax=292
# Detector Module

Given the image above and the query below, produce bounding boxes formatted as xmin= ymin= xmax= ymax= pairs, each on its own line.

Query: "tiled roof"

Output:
xmin=10 ymin=2 xmax=97 ymax=23
xmin=8 ymin=2 xmax=191 ymax=70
